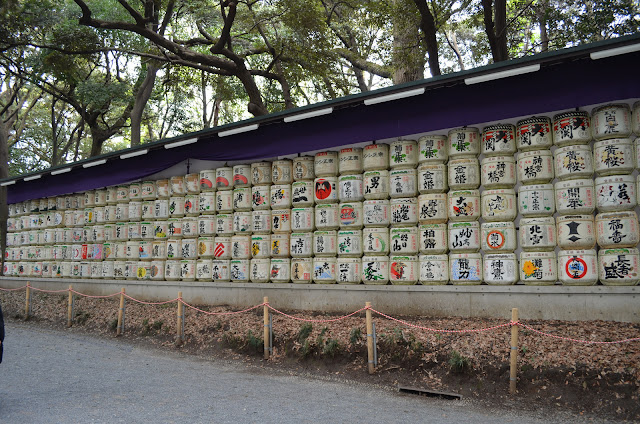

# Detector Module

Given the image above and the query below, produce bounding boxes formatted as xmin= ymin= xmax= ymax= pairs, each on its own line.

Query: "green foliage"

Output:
xmin=349 ymin=327 xmax=363 ymax=347
xmin=297 ymin=323 xmax=313 ymax=343
xmin=246 ymin=330 xmax=263 ymax=353
xmin=448 ymin=350 xmax=471 ymax=373
xmin=74 ymin=310 xmax=90 ymax=325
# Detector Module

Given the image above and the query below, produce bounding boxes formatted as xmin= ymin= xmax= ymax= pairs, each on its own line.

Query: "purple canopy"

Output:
xmin=7 ymin=45 xmax=640 ymax=203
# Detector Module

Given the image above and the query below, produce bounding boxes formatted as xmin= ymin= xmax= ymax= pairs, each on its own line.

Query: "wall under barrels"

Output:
xmin=1 ymin=277 xmax=637 ymax=323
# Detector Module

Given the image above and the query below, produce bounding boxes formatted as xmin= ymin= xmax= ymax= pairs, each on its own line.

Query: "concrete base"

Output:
xmin=1 ymin=277 xmax=638 ymax=323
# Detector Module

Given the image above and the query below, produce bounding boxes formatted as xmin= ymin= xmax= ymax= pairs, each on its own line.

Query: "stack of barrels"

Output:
xmin=4 ymin=101 xmax=640 ymax=286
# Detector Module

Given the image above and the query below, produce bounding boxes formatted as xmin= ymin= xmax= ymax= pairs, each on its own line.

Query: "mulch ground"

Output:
xmin=1 ymin=288 xmax=639 ymax=421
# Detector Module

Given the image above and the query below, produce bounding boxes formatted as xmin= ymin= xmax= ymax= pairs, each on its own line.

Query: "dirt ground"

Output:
xmin=1 ymin=289 xmax=639 ymax=421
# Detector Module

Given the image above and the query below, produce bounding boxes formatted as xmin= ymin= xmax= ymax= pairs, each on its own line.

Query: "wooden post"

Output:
xmin=116 ymin=288 xmax=125 ymax=336
xmin=365 ymin=301 xmax=374 ymax=374
xmin=67 ymin=285 xmax=74 ymax=327
xmin=176 ymin=291 xmax=184 ymax=344
xmin=25 ymin=281 xmax=31 ymax=319
xmin=510 ymin=308 xmax=519 ymax=394
xmin=263 ymin=296 xmax=269 ymax=360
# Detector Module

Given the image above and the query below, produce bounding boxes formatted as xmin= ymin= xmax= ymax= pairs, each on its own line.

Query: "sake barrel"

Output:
xmin=233 ymin=187 xmax=251 ymax=211
xmin=291 ymin=207 xmax=315 ymax=231
xmin=389 ymin=255 xmax=418 ymax=285
xmin=150 ymin=260 xmax=165 ymax=280
xmin=418 ymin=135 xmax=448 ymax=163
xmin=520 ymin=251 xmax=557 ymax=285
xmin=481 ymin=124 xmax=516 ymax=156
xmin=449 ymin=253 xmax=482 ymax=285
xmin=447 ymin=190 xmax=481 ymax=221
xmin=595 ymin=211 xmax=640 ymax=248
xmin=390 ymin=227 xmax=419 ymax=255
xmin=199 ymin=169 xmax=216 ymax=191
xmin=184 ymin=194 xmax=200 ymax=216
xmin=516 ymin=116 xmax=553 ymax=151
xmin=156 ymin=179 xmax=170 ymax=198
xmin=363 ymin=143 xmax=389 ymax=171
xmin=417 ymin=193 xmax=447 ymax=224
xmin=447 ymin=158 xmax=480 ymax=190
xmin=215 ymin=167 xmax=233 ymax=190
xmin=233 ymin=211 xmax=252 ymax=234
xmin=251 ymin=234 xmax=271 ymax=259
xmin=313 ymin=230 xmax=338 ymax=256
xmin=553 ymin=111 xmax=591 ymax=146
xmin=272 ymin=160 xmax=293 ymax=184
xmin=419 ymin=223 xmax=448 ymax=255
xmin=483 ymin=253 xmax=518 ymax=285
xmin=293 ymin=156 xmax=315 ymax=181
xmin=250 ymin=258 xmax=270 ymax=283
xmin=417 ymin=164 xmax=447 ymax=194
xmin=168 ymin=196 xmax=185 ymax=218
xmin=339 ymin=202 xmax=363 ymax=229
xmin=215 ymin=214 xmax=233 ymax=235
xmin=336 ymin=257 xmax=361 ymax=284
xmin=167 ymin=218 xmax=182 ymax=238
xmin=555 ymin=179 xmax=596 ymax=215
xmin=338 ymin=147 xmax=363 ymax=175
xmin=448 ymin=127 xmax=480 ymax=158
xmin=362 ymin=227 xmax=390 ymax=255
xmin=153 ymin=199 xmax=169 ymax=219
xmin=481 ymin=156 xmax=516 ymax=189
xmin=180 ymin=259 xmax=196 ymax=281
xmin=448 ymin=221 xmax=481 ymax=253
xmin=595 ymin=174 xmax=636 ymax=212
xmin=214 ymin=236 xmax=231 ymax=260
xmin=271 ymin=209 xmax=291 ymax=233
xmin=558 ymin=249 xmax=598 ymax=285
xmin=363 ymin=200 xmax=390 ymax=227
xmin=389 ymin=168 xmax=418 ymax=198
xmin=141 ymin=201 xmax=155 ymax=220
xmin=291 ymin=258 xmax=313 ymax=283
xmin=593 ymin=138 xmax=635 ymax=176
xmin=140 ymin=181 xmax=156 ymax=200
xmin=251 ymin=162 xmax=272 ymax=185
xmin=169 ymin=176 xmax=186 ymax=195
xmin=166 ymin=239 xmax=182 ymax=259
xmin=181 ymin=238 xmax=198 ymax=259
xmin=314 ymin=151 xmax=338 ymax=177
xmin=216 ymin=190 xmax=233 ymax=213
xmin=592 ymin=103 xmax=632 ymax=141
xmin=197 ymin=237 xmax=215 ymax=258
xmin=251 ymin=185 xmax=271 ymax=210
xmin=481 ymin=221 xmax=516 ymax=253
xmin=339 ymin=174 xmax=364 ymax=202
xmin=314 ymin=177 xmax=338 ymax=203
xmin=198 ymin=215 xmax=216 ymax=236
xmin=231 ymin=234 xmax=251 ymax=259
xmin=313 ymin=256 xmax=338 ymax=284
xmin=164 ymin=260 xmax=181 ymax=281
xmin=270 ymin=258 xmax=290 ymax=283
xmin=598 ymin=248 xmax=640 ymax=286
xmin=289 ymin=232 xmax=313 ymax=258
xmin=211 ymin=260 xmax=231 ymax=281
xmin=181 ymin=217 xmax=198 ymax=238
xmin=232 ymin=164 xmax=251 ymax=188
xmin=251 ymin=210 xmax=271 ymax=234
xmin=291 ymin=181 xmax=314 ymax=207
xmin=389 ymin=140 xmax=418 ymax=168
xmin=390 ymin=197 xmax=418 ymax=226
xmin=315 ymin=203 xmax=340 ymax=230
xmin=418 ymin=254 xmax=448 ymax=285
xmin=337 ymin=230 xmax=362 ymax=257
xmin=556 ymin=214 xmax=596 ymax=250
xmin=518 ymin=184 xmax=555 ymax=217
xmin=554 ymin=144 xmax=594 ymax=181
xmin=270 ymin=184 xmax=292 ymax=210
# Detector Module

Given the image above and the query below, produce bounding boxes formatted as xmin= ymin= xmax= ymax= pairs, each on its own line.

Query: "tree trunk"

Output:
xmin=482 ymin=0 xmax=509 ymax=62
xmin=130 ymin=64 xmax=158 ymax=147
xmin=446 ymin=30 xmax=465 ymax=70
xmin=412 ymin=0 xmax=441 ymax=76
xmin=392 ymin=0 xmax=424 ymax=84
xmin=0 ymin=122 xmax=9 ymax=275
xmin=536 ymin=2 xmax=549 ymax=52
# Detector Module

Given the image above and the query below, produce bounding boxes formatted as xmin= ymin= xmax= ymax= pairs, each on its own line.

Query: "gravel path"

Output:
xmin=0 ymin=322 xmax=598 ymax=423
